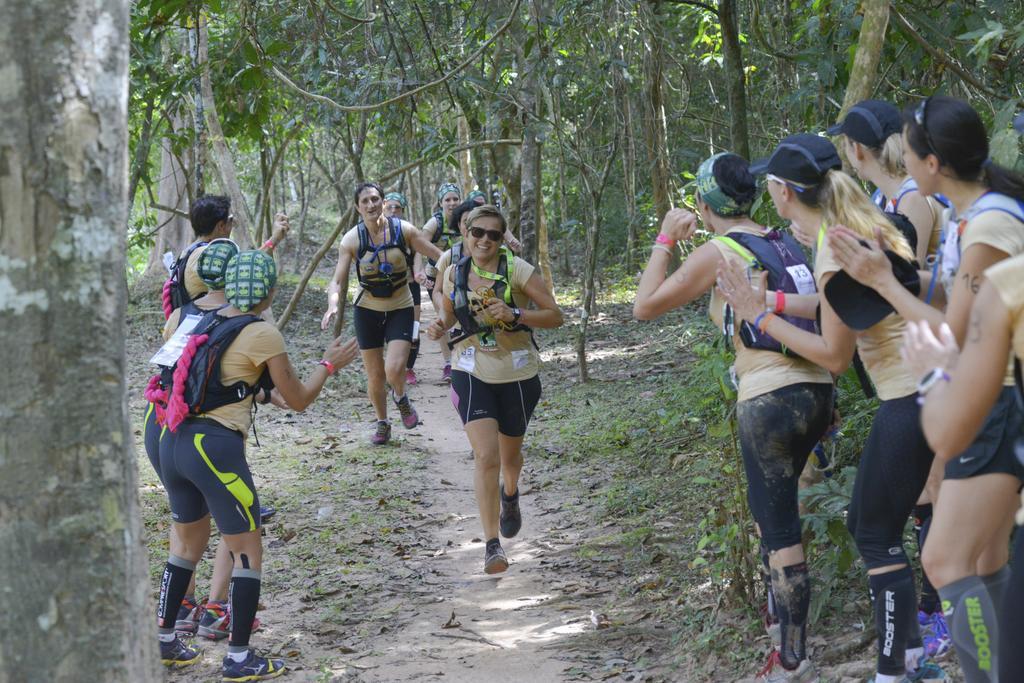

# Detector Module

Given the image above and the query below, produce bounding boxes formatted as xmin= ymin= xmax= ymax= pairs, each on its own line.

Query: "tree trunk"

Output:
xmin=199 ymin=19 xmax=253 ymax=247
xmin=188 ymin=11 xmax=207 ymax=196
xmin=141 ymin=112 xmax=193 ymax=285
xmin=718 ymin=0 xmax=750 ymax=159
xmin=640 ymin=3 xmax=673 ymax=222
xmin=535 ymin=151 xmax=553 ymax=288
xmin=457 ymin=113 xmax=474 ymax=191
xmin=517 ymin=8 xmax=543 ymax=264
xmin=838 ymin=0 xmax=889 ymax=121
xmin=0 ymin=1 xmax=157 ymax=679
xmin=127 ymin=94 xmax=156 ymax=215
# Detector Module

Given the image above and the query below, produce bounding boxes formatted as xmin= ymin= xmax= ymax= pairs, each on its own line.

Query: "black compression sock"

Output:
xmin=870 ymin=567 xmax=916 ymax=677
xmin=913 ymin=505 xmax=940 ymax=614
xmin=157 ymin=555 xmax=196 ymax=630
xmin=228 ymin=568 xmax=261 ymax=649
xmin=772 ymin=562 xmax=810 ymax=669
xmin=939 ymin=575 xmax=998 ymax=682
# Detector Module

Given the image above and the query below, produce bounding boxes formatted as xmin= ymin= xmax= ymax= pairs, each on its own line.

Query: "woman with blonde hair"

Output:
xmin=717 ymin=134 xmax=945 ymax=683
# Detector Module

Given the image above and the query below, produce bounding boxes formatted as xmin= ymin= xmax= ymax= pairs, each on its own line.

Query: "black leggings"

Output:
xmin=737 ymin=382 xmax=834 ymax=551
xmin=847 ymin=394 xmax=934 ymax=569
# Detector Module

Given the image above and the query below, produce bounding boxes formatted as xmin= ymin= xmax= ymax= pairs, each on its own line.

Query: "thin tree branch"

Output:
xmin=659 ymin=0 xmax=718 ymax=15
xmin=889 ymin=6 xmax=1007 ymax=101
xmin=320 ymin=0 xmax=376 ymax=23
xmin=250 ymin=0 xmax=522 ymax=113
xmin=379 ymin=139 xmax=521 ymax=183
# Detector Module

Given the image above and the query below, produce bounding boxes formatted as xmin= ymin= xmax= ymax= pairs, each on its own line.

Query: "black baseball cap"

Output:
xmin=824 ymin=246 xmax=920 ymax=330
xmin=749 ymin=134 xmax=842 ymax=186
xmin=826 ymin=100 xmax=902 ymax=148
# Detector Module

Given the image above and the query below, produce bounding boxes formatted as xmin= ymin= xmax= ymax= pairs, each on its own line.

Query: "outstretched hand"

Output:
xmin=320 ymin=306 xmax=337 ymax=331
xmin=323 ymin=336 xmax=360 ymax=370
xmin=715 ymin=261 xmax=767 ymax=323
xmin=271 ymin=213 xmax=290 ymax=246
xmin=827 ymin=225 xmax=893 ymax=290
xmin=900 ymin=320 xmax=959 ymax=379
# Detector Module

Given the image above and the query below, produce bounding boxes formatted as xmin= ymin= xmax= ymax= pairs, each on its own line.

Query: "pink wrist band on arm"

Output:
xmin=654 ymin=233 xmax=675 ymax=246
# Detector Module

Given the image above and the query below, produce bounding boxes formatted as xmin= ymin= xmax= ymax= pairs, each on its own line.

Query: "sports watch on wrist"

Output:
xmin=916 ymin=367 xmax=950 ymax=396
xmin=511 ymin=307 xmax=522 ymax=324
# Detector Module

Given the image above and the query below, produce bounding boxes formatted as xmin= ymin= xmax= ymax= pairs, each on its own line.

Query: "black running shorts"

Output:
xmin=159 ymin=417 xmax=261 ymax=535
xmin=353 ymin=305 xmax=415 ymax=350
xmin=944 ymin=387 xmax=1024 ymax=482
xmin=449 ymin=371 xmax=542 ymax=437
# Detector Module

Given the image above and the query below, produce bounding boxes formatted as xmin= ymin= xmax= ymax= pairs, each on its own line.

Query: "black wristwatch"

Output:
xmin=511 ymin=307 xmax=522 ymax=324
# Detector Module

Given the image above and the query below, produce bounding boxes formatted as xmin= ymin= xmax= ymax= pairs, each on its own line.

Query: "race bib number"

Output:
xmin=456 ymin=346 xmax=476 ymax=372
xmin=785 ymin=264 xmax=816 ymax=295
xmin=149 ymin=314 xmax=203 ymax=367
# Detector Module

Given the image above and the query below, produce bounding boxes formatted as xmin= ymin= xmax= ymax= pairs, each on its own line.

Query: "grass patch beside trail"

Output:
xmin=534 ymin=272 xmax=885 ymax=679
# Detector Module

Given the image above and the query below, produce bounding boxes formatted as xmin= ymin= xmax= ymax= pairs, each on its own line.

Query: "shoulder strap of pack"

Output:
xmin=390 ymin=216 xmax=411 ymax=256
xmin=962 ymin=191 xmax=1024 ymax=224
xmin=431 ymin=211 xmax=444 ymax=243
xmin=713 ymin=235 xmax=758 ymax=267
xmin=454 ymin=254 xmax=470 ymax=291
xmin=1015 ymin=357 xmax=1024 ymax=412
xmin=891 ymin=177 xmax=919 ymax=212
xmin=356 ymin=221 xmax=369 ymax=258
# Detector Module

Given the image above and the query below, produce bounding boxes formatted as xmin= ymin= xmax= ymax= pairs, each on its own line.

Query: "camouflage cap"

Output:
xmin=224 ymin=250 xmax=277 ymax=312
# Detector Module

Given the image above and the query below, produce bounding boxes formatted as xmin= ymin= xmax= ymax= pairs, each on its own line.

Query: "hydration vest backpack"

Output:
xmin=939 ymin=192 xmax=1024 ymax=293
xmin=161 ymin=241 xmax=208 ymax=319
xmin=715 ymin=230 xmax=819 ymax=357
xmin=429 ymin=211 xmax=460 ymax=262
xmin=450 ymin=249 xmax=532 ymax=347
xmin=356 ymin=217 xmax=412 ymax=298
xmin=158 ymin=312 xmax=274 ymax=432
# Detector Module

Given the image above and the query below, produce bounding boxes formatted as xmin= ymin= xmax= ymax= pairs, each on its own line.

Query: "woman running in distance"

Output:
xmin=716 ymin=134 xmax=946 ymax=683
xmin=425 ymin=205 xmax=563 ymax=574
xmin=635 ymin=153 xmax=834 ymax=682
xmin=901 ymin=252 xmax=1024 ymax=683
xmin=829 ymin=99 xmax=943 ymax=265
xmin=156 ymin=251 xmax=359 ymax=680
xmin=383 ymin=192 xmax=423 ymax=386
xmin=427 ymin=199 xmax=480 ymax=312
xmin=420 ymin=183 xmax=464 ymax=381
xmin=322 ymin=182 xmax=441 ymax=445
xmin=829 ymin=98 xmax=950 ymax=656
xmin=824 ymin=96 xmax=1024 ymax=682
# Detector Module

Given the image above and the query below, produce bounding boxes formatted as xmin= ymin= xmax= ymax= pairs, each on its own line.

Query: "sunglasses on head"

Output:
xmin=469 ymin=226 xmax=503 ymax=242
xmin=913 ymin=97 xmax=943 ymax=163
xmin=765 ymin=173 xmax=808 ymax=193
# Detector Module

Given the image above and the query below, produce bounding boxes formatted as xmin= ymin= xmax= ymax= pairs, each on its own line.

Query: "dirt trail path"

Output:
xmin=350 ymin=303 xmax=600 ymax=682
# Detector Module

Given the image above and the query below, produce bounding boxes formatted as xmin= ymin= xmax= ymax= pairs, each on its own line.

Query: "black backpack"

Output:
xmin=448 ymin=249 xmax=534 ymax=349
xmin=162 ymin=312 xmax=274 ymax=431
xmin=356 ymin=217 xmax=412 ymax=298
xmin=716 ymin=230 xmax=819 ymax=357
xmin=162 ymin=241 xmax=208 ymax=318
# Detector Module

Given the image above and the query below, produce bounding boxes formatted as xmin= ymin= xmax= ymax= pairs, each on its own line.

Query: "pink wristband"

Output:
xmin=655 ymin=233 xmax=676 ymax=246
xmin=775 ymin=290 xmax=786 ymax=314
xmin=263 ymin=239 xmax=275 ymax=251
xmin=318 ymin=359 xmax=336 ymax=375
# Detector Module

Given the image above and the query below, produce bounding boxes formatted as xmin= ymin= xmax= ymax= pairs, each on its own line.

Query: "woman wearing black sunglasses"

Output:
xmin=425 ymin=205 xmax=563 ymax=574
xmin=825 ymin=95 xmax=1024 ymax=682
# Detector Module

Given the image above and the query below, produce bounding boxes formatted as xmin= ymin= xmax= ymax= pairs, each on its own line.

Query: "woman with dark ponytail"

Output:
xmin=827 ymin=96 xmax=1024 ymax=682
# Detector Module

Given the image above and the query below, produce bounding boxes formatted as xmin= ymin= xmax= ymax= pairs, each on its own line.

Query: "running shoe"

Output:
xmin=259 ymin=505 xmax=276 ymax=523
xmin=199 ymin=601 xmax=263 ymax=640
xmin=906 ymin=656 xmax=947 ymax=682
xmin=484 ymin=540 xmax=509 ymax=574
xmin=160 ymin=635 xmax=201 ymax=668
xmin=222 ymin=650 xmax=286 ymax=681
xmin=919 ymin=611 xmax=952 ymax=659
xmin=406 ymin=369 xmax=419 ymax=386
xmin=755 ymin=650 xmax=818 ymax=682
xmin=442 ymin=363 xmax=452 ymax=383
xmin=394 ymin=393 xmax=419 ymax=429
xmin=175 ymin=595 xmax=203 ymax=634
xmin=198 ymin=601 xmax=263 ymax=640
xmin=499 ymin=487 xmax=522 ymax=538
xmin=371 ymin=420 xmax=391 ymax=445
